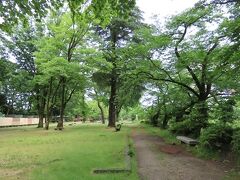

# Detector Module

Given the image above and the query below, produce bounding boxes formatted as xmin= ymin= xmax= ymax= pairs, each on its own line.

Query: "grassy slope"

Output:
xmin=0 ymin=124 xmax=138 ymax=180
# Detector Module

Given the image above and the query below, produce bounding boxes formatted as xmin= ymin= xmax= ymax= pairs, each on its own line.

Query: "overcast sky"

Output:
xmin=136 ymin=0 xmax=199 ymax=24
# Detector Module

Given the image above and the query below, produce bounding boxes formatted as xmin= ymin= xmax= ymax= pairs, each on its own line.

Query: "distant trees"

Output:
xmin=0 ymin=29 xmax=36 ymax=116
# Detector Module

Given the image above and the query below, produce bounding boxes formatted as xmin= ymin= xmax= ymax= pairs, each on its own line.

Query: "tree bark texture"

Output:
xmin=37 ymin=88 xmax=47 ymax=128
xmin=45 ymin=78 xmax=53 ymax=130
xmin=56 ymin=77 xmax=65 ymax=130
xmin=108 ymin=76 xmax=117 ymax=127
xmin=97 ymin=100 xmax=105 ymax=124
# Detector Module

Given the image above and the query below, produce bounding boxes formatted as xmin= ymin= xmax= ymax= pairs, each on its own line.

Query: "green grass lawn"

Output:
xmin=0 ymin=124 xmax=139 ymax=180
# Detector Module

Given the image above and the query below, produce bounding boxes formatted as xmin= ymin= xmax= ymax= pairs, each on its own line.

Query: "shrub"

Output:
xmin=170 ymin=119 xmax=193 ymax=134
xmin=148 ymin=109 xmax=160 ymax=127
xmin=199 ymin=124 xmax=233 ymax=150
xmin=218 ymin=99 xmax=236 ymax=124
xmin=193 ymin=145 xmax=219 ymax=160
xmin=232 ymin=128 xmax=240 ymax=160
xmin=170 ymin=119 xmax=204 ymax=137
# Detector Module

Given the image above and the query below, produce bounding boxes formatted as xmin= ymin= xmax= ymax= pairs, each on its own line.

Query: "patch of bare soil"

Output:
xmin=159 ymin=144 xmax=182 ymax=154
xmin=132 ymin=128 xmax=237 ymax=180
xmin=0 ymin=168 xmax=26 ymax=180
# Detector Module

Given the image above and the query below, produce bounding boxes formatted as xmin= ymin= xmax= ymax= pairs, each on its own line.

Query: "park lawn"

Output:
xmin=0 ymin=124 xmax=139 ymax=180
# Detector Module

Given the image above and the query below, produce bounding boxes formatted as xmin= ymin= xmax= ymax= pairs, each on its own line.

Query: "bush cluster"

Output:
xmin=199 ymin=124 xmax=233 ymax=150
xmin=232 ymin=128 xmax=240 ymax=159
xmin=170 ymin=118 xmax=206 ymax=138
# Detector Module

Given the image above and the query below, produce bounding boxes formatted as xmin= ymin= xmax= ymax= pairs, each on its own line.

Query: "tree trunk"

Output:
xmin=37 ymin=88 xmax=47 ymax=128
xmin=81 ymin=93 xmax=87 ymax=123
xmin=175 ymin=112 xmax=184 ymax=122
xmin=107 ymin=27 xmax=118 ymax=128
xmin=56 ymin=77 xmax=65 ymax=130
xmin=45 ymin=101 xmax=50 ymax=130
xmin=97 ymin=100 xmax=105 ymax=124
xmin=82 ymin=110 xmax=86 ymax=123
xmin=162 ymin=97 xmax=168 ymax=128
xmin=175 ymin=101 xmax=195 ymax=122
xmin=45 ymin=78 xmax=53 ymax=130
xmin=151 ymin=109 xmax=160 ymax=127
xmin=45 ymin=119 xmax=49 ymax=130
xmin=162 ymin=114 xmax=169 ymax=129
xmin=108 ymin=76 xmax=117 ymax=127
xmin=197 ymin=99 xmax=208 ymax=126
xmin=193 ymin=98 xmax=209 ymax=136
xmin=38 ymin=114 xmax=44 ymax=128
xmin=116 ymin=104 xmax=122 ymax=122
xmin=37 ymin=98 xmax=44 ymax=128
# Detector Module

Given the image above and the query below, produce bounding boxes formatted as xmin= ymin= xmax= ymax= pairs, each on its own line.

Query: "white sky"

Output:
xmin=137 ymin=0 xmax=199 ymax=24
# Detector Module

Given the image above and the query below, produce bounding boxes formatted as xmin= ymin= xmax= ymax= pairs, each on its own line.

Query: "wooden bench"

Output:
xmin=177 ymin=136 xmax=198 ymax=146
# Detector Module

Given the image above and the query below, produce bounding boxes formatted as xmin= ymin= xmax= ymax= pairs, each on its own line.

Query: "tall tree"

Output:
xmin=94 ymin=8 xmax=143 ymax=127
xmin=34 ymin=13 xmax=87 ymax=130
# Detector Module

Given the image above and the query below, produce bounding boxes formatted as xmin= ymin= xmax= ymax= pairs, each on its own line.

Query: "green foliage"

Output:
xmin=0 ymin=0 xmax=63 ymax=32
xmin=0 ymin=59 xmax=35 ymax=115
xmin=136 ymin=0 xmax=240 ymax=142
xmin=0 ymin=0 xmax=136 ymax=32
xmin=217 ymin=98 xmax=236 ymax=124
xmin=92 ymin=72 xmax=111 ymax=88
xmin=147 ymin=108 xmax=160 ymax=127
xmin=120 ymin=105 xmax=146 ymax=121
xmin=91 ymin=7 xmax=145 ymax=126
xmin=64 ymin=91 xmax=88 ymax=118
xmin=192 ymin=145 xmax=220 ymax=160
xmin=199 ymin=124 xmax=233 ymax=150
xmin=5 ymin=23 xmax=39 ymax=76
xmin=87 ymin=100 xmax=108 ymax=120
xmin=232 ymin=129 xmax=240 ymax=161
xmin=170 ymin=119 xmax=200 ymax=137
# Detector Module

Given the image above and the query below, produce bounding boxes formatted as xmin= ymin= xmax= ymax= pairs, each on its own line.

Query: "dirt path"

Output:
xmin=132 ymin=128 xmax=234 ymax=180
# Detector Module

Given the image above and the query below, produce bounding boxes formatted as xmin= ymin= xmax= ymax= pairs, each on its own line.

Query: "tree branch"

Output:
xmin=175 ymin=25 xmax=187 ymax=59
xmin=137 ymin=71 xmax=200 ymax=98
xmin=64 ymin=88 xmax=76 ymax=107
xmin=186 ymin=65 xmax=202 ymax=90
xmin=149 ymin=59 xmax=175 ymax=81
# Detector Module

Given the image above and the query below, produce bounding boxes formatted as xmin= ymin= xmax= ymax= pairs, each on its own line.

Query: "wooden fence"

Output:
xmin=0 ymin=117 xmax=39 ymax=127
